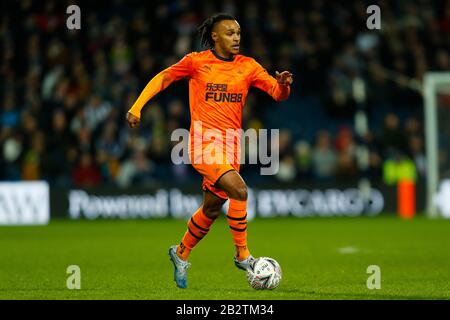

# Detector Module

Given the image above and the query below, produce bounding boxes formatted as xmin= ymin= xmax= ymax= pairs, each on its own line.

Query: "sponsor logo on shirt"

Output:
xmin=205 ymin=83 xmax=243 ymax=103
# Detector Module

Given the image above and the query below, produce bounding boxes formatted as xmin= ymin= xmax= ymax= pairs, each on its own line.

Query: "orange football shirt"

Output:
xmin=129 ymin=48 xmax=290 ymax=148
xmin=128 ymin=49 xmax=291 ymax=195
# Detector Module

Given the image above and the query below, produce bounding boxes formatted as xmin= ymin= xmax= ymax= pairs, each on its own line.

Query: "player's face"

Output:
xmin=212 ymin=20 xmax=241 ymax=57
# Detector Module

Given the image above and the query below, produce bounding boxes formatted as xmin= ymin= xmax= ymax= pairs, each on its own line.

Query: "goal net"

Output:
xmin=424 ymin=72 xmax=450 ymax=218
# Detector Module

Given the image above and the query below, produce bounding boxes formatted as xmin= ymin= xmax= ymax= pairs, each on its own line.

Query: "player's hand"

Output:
xmin=276 ymin=71 xmax=293 ymax=85
xmin=126 ymin=112 xmax=141 ymax=128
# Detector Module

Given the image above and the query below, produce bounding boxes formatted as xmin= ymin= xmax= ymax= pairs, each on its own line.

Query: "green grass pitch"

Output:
xmin=0 ymin=215 xmax=449 ymax=300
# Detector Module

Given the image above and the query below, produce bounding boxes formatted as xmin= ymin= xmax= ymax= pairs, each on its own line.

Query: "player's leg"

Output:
xmin=169 ymin=190 xmax=226 ymax=288
xmin=176 ymin=189 xmax=226 ymax=260
xmin=215 ymin=170 xmax=254 ymax=268
xmin=203 ymin=188 xmax=228 ymax=219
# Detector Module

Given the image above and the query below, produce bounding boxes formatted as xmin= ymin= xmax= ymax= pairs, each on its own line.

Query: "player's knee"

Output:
xmin=203 ymin=202 xmax=223 ymax=219
xmin=231 ymin=186 xmax=248 ymax=201
xmin=203 ymin=208 xmax=222 ymax=220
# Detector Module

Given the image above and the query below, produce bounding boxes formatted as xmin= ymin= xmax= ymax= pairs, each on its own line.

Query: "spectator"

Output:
xmin=21 ymin=131 xmax=46 ymax=180
xmin=1 ymin=128 xmax=23 ymax=180
xmin=294 ymin=140 xmax=312 ymax=179
xmin=46 ymin=110 xmax=74 ymax=185
xmin=0 ymin=93 xmax=20 ymax=128
xmin=311 ymin=130 xmax=337 ymax=180
xmin=276 ymin=155 xmax=297 ymax=182
xmin=84 ymin=94 xmax=112 ymax=131
xmin=116 ymin=149 xmax=154 ymax=188
xmin=409 ymin=135 xmax=426 ymax=178
xmin=72 ymin=153 xmax=102 ymax=187
xmin=379 ymin=113 xmax=408 ymax=158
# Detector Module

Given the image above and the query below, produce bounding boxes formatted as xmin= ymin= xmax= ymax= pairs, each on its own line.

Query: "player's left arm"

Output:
xmin=250 ymin=60 xmax=293 ymax=101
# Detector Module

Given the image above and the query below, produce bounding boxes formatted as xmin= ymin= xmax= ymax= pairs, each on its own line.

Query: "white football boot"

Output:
xmin=168 ymin=245 xmax=191 ymax=289
xmin=234 ymin=255 xmax=255 ymax=271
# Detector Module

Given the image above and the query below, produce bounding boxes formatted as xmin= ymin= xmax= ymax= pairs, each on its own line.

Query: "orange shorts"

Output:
xmin=190 ymin=157 xmax=240 ymax=200
xmin=189 ymin=134 xmax=241 ymax=199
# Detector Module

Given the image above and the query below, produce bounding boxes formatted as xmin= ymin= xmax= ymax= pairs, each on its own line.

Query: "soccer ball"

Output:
xmin=246 ymin=257 xmax=282 ymax=290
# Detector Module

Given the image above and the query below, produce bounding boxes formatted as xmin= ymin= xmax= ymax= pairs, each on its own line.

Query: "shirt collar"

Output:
xmin=210 ymin=49 xmax=235 ymax=62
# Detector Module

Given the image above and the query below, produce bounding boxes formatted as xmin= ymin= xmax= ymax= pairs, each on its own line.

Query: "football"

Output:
xmin=246 ymin=257 xmax=282 ymax=290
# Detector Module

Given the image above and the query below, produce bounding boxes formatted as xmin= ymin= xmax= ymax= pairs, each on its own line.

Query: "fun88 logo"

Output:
xmin=205 ymin=83 xmax=243 ymax=102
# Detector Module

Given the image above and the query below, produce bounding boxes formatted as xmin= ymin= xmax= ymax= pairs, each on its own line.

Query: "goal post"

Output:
xmin=423 ymin=72 xmax=450 ymax=218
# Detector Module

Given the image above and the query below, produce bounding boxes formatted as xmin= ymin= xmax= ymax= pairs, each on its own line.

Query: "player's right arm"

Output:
xmin=126 ymin=53 xmax=194 ymax=128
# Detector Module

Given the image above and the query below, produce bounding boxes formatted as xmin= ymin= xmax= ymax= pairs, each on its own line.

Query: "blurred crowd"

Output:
xmin=1 ymin=0 xmax=449 ymax=188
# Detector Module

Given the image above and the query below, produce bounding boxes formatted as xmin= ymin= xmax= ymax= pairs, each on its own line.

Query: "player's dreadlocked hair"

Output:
xmin=198 ymin=13 xmax=236 ymax=48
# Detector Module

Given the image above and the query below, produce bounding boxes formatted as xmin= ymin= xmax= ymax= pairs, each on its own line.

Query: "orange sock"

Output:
xmin=227 ymin=199 xmax=250 ymax=260
xmin=177 ymin=206 xmax=215 ymax=260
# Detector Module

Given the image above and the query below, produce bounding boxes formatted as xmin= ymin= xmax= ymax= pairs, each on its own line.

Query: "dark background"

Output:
xmin=1 ymin=0 xmax=449 ymax=191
